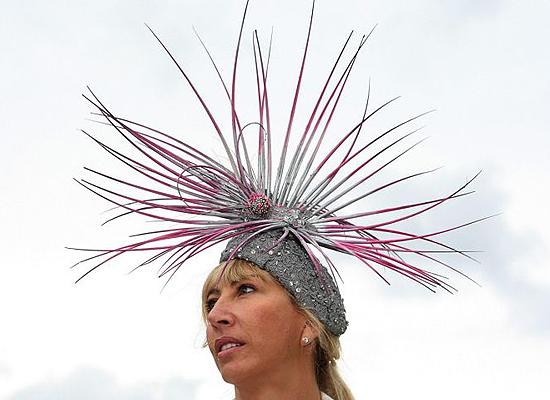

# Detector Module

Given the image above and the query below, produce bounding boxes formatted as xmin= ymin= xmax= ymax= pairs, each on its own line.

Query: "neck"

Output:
xmin=234 ymin=357 xmax=320 ymax=400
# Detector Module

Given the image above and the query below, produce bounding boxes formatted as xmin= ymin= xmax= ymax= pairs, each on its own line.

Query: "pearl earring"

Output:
xmin=302 ymin=336 xmax=310 ymax=345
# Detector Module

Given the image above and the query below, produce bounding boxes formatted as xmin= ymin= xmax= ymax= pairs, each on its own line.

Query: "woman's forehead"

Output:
xmin=203 ymin=260 xmax=275 ymax=297
xmin=219 ymin=259 xmax=270 ymax=278
xmin=202 ymin=261 xmax=298 ymax=317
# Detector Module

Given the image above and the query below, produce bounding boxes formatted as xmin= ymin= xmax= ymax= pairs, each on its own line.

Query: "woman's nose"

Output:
xmin=207 ymin=297 xmax=235 ymax=328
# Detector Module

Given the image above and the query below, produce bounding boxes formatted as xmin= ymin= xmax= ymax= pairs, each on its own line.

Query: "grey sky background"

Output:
xmin=1 ymin=0 xmax=549 ymax=399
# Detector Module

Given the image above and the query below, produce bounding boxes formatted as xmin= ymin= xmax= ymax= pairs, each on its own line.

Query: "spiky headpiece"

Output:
xmin=73 ymin=1 xmax=484 ymax=335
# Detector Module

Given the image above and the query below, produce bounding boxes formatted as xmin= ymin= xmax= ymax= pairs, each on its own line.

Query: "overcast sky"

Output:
xmin=1 ymin=0 xmax=549 ymax=399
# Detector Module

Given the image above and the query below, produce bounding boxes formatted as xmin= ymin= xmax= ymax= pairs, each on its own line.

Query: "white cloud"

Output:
xmin=1 ymin=0 xmax=549 ymax=399
xmin=8 ymin=367 xmax=198 ymax=400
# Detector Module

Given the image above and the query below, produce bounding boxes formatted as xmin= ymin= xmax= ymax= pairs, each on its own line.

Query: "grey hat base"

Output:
xmin=220 ymin=229 xmax=348 ymax=336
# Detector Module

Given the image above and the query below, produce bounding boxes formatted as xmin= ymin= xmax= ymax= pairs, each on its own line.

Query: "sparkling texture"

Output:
xmin=246 ymin=193 xmax=271 ymax=217
xmin=221 ymin=230 xmax=348 ymax=336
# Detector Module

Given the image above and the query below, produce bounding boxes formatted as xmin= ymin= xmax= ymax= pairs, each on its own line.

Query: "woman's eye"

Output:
xmin=238 ymin=284 xmax=255 ymax=295
xmin=205 ymin=298 xmax=217 ymax=312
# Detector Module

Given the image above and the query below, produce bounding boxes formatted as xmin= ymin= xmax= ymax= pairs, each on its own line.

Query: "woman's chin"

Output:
xmin=219 ymin=363 xmax=250 ymax=384
xmin=218 ymin=358 xmax=259 ymax=385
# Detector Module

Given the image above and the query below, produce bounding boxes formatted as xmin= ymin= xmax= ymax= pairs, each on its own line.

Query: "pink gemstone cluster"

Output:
xmin=247 ymin=193 xmax=271 ymax=217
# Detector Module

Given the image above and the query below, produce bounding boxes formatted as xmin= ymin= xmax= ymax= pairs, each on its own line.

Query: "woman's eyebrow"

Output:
xmin=206 ymin=288 xmax=220 ymax=298
xmin=230 ymin=275 xmax=260 ymax=286
xmin=206 ymin=276 xmax=262 ymax=298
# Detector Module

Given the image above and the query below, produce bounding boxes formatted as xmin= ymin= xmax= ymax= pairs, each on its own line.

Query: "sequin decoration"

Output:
xmin=221 ymin=229 xmax=348 ymax=336
xmin=246 ymin=193 xmax=271 ymax=217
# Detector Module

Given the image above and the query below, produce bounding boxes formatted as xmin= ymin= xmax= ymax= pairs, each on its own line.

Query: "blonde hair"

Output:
xmin=202 ymin=259 xmax=354 ymax=400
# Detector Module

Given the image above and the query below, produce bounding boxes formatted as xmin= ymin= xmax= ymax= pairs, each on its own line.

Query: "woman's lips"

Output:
xmin=214 ymin=336 xmax=246 ymax=360
xmin=220 ymin=342 xmax=242 ymax=352
xmin=215 ymin=336 xmax=246 ymax=357
xmin=217 ymin=343 xmax=245 ymax=359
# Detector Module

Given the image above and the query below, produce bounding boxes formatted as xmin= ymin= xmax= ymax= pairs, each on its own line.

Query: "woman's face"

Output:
xmin=205 ymin=268 xmax=308 ymax=384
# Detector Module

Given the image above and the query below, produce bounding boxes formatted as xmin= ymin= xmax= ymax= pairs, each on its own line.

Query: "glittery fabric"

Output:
xmin=220 ymin=230 xmax=348 ymax=336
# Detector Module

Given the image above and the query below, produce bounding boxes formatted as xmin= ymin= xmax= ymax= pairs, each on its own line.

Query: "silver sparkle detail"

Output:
xmin=220 ymin=229 xmax=348 ymax=336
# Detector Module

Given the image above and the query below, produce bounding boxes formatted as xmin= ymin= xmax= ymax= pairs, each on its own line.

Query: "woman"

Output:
xmin=202 ymin=231 xmax=353 ymax=400
xmin=75 ymin=2 xmax=478 ymax=398
xmin=202 ymin=260 xmax=352 ymax=400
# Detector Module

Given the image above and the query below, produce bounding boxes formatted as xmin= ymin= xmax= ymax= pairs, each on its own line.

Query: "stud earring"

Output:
xmin=302 ymin=336 xmax=310 ymax=345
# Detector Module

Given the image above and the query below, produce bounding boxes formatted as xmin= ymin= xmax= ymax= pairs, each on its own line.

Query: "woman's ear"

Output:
xmin=300 ymin=320 xmax=319 ymax=347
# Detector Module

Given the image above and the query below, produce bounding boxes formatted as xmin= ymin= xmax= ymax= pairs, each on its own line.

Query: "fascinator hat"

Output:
xmin=73 ymin=1 xmax=485 ymax=336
